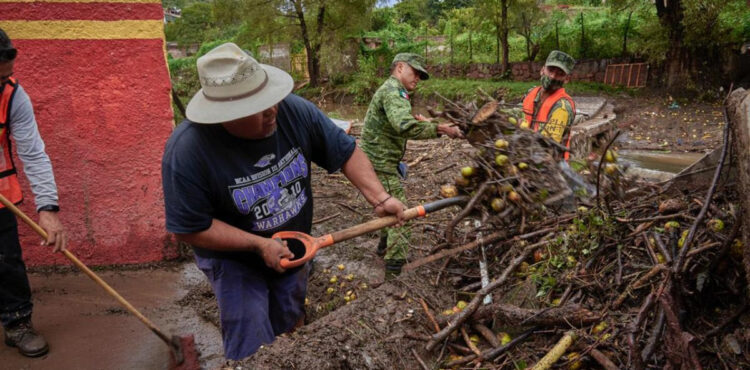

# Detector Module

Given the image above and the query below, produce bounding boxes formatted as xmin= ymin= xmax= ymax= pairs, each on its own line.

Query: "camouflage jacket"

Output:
xmin=360 ymin=77 xmax=438 ymax=175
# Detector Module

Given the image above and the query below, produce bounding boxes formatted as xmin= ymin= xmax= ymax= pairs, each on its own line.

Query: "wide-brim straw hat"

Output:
xmin=185 ymin=43 xmax=294 ymax=124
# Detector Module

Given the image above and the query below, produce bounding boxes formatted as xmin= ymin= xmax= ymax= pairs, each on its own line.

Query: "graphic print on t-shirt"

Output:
xmin=229 ymin=148 xmax=309 ymax=231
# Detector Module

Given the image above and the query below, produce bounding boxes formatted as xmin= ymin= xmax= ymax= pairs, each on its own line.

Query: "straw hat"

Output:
xmin=185 ymin=43 xmax=293 ymax=124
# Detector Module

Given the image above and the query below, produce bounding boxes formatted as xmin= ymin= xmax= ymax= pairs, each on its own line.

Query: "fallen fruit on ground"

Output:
xmin=461 ymin=166 xmax=476 ymax=178
xmin=440 ymin=184 xmax=458 ymax=198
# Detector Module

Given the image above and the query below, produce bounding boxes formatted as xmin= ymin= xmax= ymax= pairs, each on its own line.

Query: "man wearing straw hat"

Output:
xmin=0 ymin=28 xmax=66 ymax=358
xmin=161 ymin=43 xmax=405 ymax=360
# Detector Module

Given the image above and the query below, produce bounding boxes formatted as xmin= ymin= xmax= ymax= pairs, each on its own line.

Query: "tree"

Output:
xmin=238 ymin=0 xmax=376 ymax=87
xmin=164 ymin=2 xmax=216 ymax=46
xmin=611 ymin=0 xmax=749 ymax=89
xmin=512 ymin=0 xmax=544 ymax=61
xmin=477 ymin=0 xmax=512 ymax=72
xmin=654 ymin=0 xmax=687 ymax=89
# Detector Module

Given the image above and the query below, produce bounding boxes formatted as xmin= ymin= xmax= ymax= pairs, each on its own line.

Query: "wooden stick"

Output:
xmin=411 ymin=348 xmax=430 ymax=370
xmin=419 ymin=298 xmax=441 ymax=333
xmin=426 ymin=240 xmax=540 ymax=350
xmin=404 ymin=231 xmax=506 ymax=272
xmin=590 ymin=348 xmax=619 ymax=370
xmin=312 ymin=212 xmax=340 ymax=225
xmin=674 ymin=107 xmax=731 ymax=274
xmin=461 ymin=326 xmax=482 ymax=356
xmin=529 ymin=331 xmax=577 ymax=370
xmin=473 ymin=323 xmax=501 ymax=348
xmin=613 ymin=264 xmax=667 ymax=309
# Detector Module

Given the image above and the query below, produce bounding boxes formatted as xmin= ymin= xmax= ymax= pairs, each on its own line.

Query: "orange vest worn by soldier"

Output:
xmin=0 ymin=77 xmax=23 ymax=207
xmin=521 ymin=86 xmax=576 ymax=160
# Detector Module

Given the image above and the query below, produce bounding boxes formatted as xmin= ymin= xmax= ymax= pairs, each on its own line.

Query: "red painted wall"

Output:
xmin=2 ymin=4 xmax=176 ymax=266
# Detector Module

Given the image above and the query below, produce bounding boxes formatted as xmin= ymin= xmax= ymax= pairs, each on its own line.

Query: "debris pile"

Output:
xmin=232 ymin=97 xmax=746 ymax=370
xmin=401 ymin=98 xmax=746 ymax=369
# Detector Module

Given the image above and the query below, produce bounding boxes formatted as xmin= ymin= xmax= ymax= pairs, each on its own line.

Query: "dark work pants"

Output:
xmin=195 ymin=254 xmax=310 ymax=360
xmin=0 ymin=208 xmax=33 ymax=328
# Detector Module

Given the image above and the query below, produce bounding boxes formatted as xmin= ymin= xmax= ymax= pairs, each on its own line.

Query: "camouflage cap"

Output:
xmin=545 ymin=50 xmax=575 ymax=75
xmin=392 ymin=53 xmax=429 ymax=80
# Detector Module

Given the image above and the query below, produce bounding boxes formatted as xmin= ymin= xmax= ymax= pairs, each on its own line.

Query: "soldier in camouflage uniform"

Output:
xmin=508 ymin=50 xmax=577 ymax=160
xmin=360 ymin=53 xmax=462 ymax=277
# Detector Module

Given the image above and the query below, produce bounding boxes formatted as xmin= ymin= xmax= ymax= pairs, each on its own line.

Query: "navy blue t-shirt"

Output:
xmin=162 ymin=94 xmax=356 ymax=261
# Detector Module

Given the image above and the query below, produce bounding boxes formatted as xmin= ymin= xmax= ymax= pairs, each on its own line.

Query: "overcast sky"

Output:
xmin=377 ymin=0 xmax=398 ymax=8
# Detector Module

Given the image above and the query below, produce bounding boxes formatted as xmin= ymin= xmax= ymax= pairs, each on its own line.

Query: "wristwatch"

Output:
xmin=38 ymin=205 xmax=60 ymax=213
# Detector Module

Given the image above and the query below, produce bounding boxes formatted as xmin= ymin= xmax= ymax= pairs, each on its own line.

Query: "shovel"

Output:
xmin=276 ymin=196 xmax=468 ymax=269
xmin=0 ymin=193 xmax=200 ymax=369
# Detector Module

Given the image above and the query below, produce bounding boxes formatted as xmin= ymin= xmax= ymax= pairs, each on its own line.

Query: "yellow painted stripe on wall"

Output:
xmin=1 ymin=20 xmax=164 ymax=39
xmin=0 ymin=0 xmax=158 ymax=3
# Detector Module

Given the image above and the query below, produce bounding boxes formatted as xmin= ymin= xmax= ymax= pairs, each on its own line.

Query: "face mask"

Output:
xmin=541 ymin=75 xmax=564 ymax=92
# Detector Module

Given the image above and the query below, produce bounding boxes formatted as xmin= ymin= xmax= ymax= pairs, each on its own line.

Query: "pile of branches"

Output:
xmin=402 ymin=99 xmax=746 ymax=369
xmin=428 ymin=96 xmax=585 ymax=244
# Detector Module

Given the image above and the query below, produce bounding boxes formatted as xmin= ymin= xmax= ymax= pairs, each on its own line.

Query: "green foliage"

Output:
xmin=416 ymin=78 xmax=536 ymax=101
xmin=164 ymin=2 xmax=216 ymax=46
xmin=348 ymin=56 xmax=382 ymax=104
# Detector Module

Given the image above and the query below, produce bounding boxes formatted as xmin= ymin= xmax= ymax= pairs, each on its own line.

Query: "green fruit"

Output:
xmin=605 ymin=150 xmax=618 ymax=163
xmin=592 ymin=321 xmax=608 ymax=334
xmin=499 ymin=332 xmax=512 ymax=345
xmin=490 ymin=198 xmax=505 ymax=212
xmin=518 ymin=162 xmax=529 ymax=170
xmin=461 ymin=166 xmax=476 ymax=178
xmin=604 ymin=163 xmax=618 ymax=175
xmin=508 ymin=117 xmax=518 ymax=125
xmin=708 ymin=219 xmax=725 ymax=232
xmin=664 ymin=221 xmax=680 ymax=232
xmin=495 ymin=154 xmax=509 ymax=166
xmin=566 ymin=255 xmax=577 ymax=265
xmin=494 ymin=139 xmax=509 ymax=149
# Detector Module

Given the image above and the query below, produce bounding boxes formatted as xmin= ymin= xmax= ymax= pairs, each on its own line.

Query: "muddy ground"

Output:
xmin=11 ymin=93 xmax=731 ymax=369
xmin=608 ymin=95 xmax=725 ymax=153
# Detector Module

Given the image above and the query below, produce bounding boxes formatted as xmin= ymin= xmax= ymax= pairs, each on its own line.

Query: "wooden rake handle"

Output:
xmin=0 ymin=193 xmax=173 ymax=346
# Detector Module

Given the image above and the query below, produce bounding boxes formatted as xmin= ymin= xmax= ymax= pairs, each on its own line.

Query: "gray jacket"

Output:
xmin=8 ymin=84 xmax=58 ymax=210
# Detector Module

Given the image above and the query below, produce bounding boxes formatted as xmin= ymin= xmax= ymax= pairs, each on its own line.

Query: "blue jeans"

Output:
xmin=195 ymin=254 xmax=310 ymax=360
xmin=0 ymin=208 xmax=33 ymax=328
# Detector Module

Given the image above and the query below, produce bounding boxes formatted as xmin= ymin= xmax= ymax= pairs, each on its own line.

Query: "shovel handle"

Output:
xmin=277 ymin=196 xmax=468 ymax=269
xmin=330 ymin=196 xmax=469 ymax=243
xmin=0 ymin=193 xmax=174 ymax=346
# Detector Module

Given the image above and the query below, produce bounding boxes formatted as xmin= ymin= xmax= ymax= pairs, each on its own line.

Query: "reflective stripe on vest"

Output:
xmin=0 ymin=77 xmax=23 ymax=207
xmin=522 ymin=86 xmax=576 ymax=160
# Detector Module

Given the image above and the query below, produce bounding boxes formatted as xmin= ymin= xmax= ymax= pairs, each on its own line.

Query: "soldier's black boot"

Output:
xmin=4 ymin=319 xmax=49 ymax=357
xmin=384 ymin=259 xmax=405 ymax=281
xmin=376 ymin=235 xmax=388 ymax=257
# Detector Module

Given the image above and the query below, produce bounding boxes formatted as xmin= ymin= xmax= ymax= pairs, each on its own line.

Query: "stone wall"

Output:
xmin=428 ymin=58 xmax=637 ymax=83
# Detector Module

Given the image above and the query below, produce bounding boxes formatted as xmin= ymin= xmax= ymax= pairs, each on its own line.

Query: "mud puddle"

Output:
xmin=1 ymin=263 xmax=223 ymax=370
xmin=618 ymin=149 xmax=705 ymax=173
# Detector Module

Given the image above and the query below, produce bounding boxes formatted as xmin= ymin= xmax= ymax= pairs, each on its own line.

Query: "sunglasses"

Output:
xmin=0 ymin=48 xmax=17 ymax=61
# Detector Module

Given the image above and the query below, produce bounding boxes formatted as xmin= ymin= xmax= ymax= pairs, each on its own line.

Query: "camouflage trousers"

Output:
xmin=376 ymin=172 xmax=410 ymax=261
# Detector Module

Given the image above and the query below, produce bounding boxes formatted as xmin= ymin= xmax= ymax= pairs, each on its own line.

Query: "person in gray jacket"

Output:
xmin=0 ymin=28 xmax=66 ymax=358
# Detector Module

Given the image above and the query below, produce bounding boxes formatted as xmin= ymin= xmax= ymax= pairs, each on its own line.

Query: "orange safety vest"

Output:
xmin=0 ymin=77 xmax=23 ymax=208
xmin=522 ymin=86 xmax=576 ymax=160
